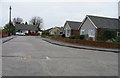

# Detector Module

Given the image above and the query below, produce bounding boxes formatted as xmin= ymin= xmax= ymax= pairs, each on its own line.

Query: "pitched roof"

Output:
xmin=15 ymin=24 xmax=38 ymax=31
xmin=65 ymin=21 xmax=82 ymax=30
xmin=55 ymin=27 xmax=64 ymax=31
xmin=48 ymin=27 xmax=64 ymax=32
xmin=45 ymin=28 xmax=53 ymax=32
xmin=59 ymin=27 xmax=64 ymax=31
xmin=86 ymin=15 xmax=119 ymax=29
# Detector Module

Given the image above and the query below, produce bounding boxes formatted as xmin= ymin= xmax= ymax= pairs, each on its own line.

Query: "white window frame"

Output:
xmin=88 ymin=29 xmax=95 ymax=37
xmin=117 ymin=32 xmax=120 ymax=37
xmin=65 ymin=29 xmax=71 ymax=37
xmin=80 ymin=29 xmax=85 ymax=35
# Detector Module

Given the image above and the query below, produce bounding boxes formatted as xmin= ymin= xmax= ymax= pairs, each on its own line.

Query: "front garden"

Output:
xmin=41 ymin=34 xmax=120 ymax=49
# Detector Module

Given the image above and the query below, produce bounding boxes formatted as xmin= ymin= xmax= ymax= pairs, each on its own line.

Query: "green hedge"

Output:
xmin=70 ymin=35 xmax=85 ymax=40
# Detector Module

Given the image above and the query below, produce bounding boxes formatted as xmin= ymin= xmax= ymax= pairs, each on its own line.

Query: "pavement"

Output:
xmin=2 ymin=36 xmax=118 ymax=76
xmin=41 ymin=38 xmax=119 ymax=53
xmin=1 ymin=35 xmax=16 ymax=43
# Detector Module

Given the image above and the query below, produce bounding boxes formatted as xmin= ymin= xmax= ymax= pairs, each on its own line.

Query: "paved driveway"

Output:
xmin=2 ymin=36 xmax=118 ymax=76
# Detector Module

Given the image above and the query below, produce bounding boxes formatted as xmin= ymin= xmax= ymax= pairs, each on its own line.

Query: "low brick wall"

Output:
xmin=50 ymin=36 xmax=120 ymax=49
xmin=26 ymin=33 xmax=40 ymax=36
xmin=0 ymin=33 xmax=9 ymax=38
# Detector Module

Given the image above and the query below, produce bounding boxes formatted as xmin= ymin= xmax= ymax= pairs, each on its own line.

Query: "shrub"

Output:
xmin=79 ymin=35 xmax=85 ymax=40
xmin=116 ymin=37 xmax=120 ymax=43
xmin=112 ymin=37 xmax=120 ymax=44
xmin=61 ymin=34 xmax=65 ymax=37
xmin=69 ymin=35 xmax=85 ymax=40
xmin=42 ymin=31 xmax=49 ymax=35
xmin=98 ymin=29 xmax=116 ymax=41
xmin=70 ymin=36 xmax=75 ymax=39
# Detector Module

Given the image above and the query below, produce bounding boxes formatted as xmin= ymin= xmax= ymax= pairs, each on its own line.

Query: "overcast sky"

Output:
xmin=0 ymin=0 xmax=119 ymax=29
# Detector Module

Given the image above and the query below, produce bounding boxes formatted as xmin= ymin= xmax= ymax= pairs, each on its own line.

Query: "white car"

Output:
xmin=16 ymin=32 xmax=25 ymax=36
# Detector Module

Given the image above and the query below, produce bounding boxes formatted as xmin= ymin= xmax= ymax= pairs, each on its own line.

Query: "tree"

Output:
xmin=29 ymin=16 xmax=43 ymax=30
xmin=3 ymin=22 xmax=15 ymax=35
xmin=13 ymin=17 xmax=23 ymax=24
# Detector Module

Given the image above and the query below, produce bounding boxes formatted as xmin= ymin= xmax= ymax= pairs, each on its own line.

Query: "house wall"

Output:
xmin=71 ymin=30 xmax=80 ymax=36
xmin=64 ymin=23 xmax=71 ymax=37
xmin=80 ymin=18 xmax=96 ymax=41
xmin=49 ymin=28 xmax=61 ymax=35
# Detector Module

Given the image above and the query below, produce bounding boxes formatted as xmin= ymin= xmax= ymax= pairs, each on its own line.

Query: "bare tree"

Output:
xmin=29 ymin=16 xmax=43 ymax=30
xmin=13 ymin=17 xmax=23 ymax=24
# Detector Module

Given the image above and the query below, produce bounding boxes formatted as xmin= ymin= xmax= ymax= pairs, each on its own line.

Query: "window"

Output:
xmin=117 ymin=32 xmax=120 ymax=37
xmin=80 ymin=29 xmax=85 ymax=35
xmin=66 ymin=30 xmax=71 ymax=37
xmin=67 ymin=30 xmax=70 ymax=36
xmin=88 ymin=29 xmax=95 ymax=37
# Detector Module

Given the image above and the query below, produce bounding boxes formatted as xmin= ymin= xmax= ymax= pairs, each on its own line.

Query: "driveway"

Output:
xmin=2 ymin=36 xmax=118 ymax=76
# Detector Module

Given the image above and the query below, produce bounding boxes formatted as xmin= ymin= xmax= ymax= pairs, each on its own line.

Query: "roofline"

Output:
xmin=64 ymin=22 xmax=71 ymax=30
xmin=87 ymin=16 xmax=98 ymax=29
xmin=64 ymin=21 xmax=71 ymax=30
xmin=86 ymin=15 xmax=118 ymax=20
xmin=65 ymin=20 xmax=81 ymax=30
xmin=78 ymin=16 xmax=87 ymax=30
xmin=66 ymin=20 xmax=81 ymax=23
xmin=78 ymin=15 xmax=98 ymax=29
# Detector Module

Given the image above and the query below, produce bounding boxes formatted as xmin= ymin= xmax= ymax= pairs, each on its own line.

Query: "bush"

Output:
xmin=98 ymin=29 xmax=116 ymax=41
xmin=69 ymin=35 xmax=85 ymax=40
xmin=42 ymin=31 xmax=49 ymax=35
xmin=61 ymin=34 xmax=65 ymax=37
xmin=112 ymin=37 xmax=120 ymax=44
xmin=69 ymin=36 xmax=75 ymax=39
xmin=3 ymin=23 xmax=15 ymax=35
xmin=79 ymin=35 xmax=85 ymax=40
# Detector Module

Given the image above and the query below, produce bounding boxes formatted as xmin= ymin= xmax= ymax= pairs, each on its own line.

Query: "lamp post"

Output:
xmin=8 ymin=6 xmax=12 ymax=36
xmin=9 ymin=6 xmax=12 ymax=24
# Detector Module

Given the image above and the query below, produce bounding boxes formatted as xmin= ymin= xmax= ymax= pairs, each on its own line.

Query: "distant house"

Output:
xmin=64 ymin=21 xmax=82 ymax=37
xmin=15 ymin=24 xmax=42 ymax=35
xmin=79 ymin=15 xmax=119 ymax=41
xmin=49 ymin=27 xmax=64 ymax=35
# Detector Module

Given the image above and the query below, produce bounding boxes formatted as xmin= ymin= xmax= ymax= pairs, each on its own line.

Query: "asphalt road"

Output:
xmin=2 ymin=36 xmax=118 ymax=76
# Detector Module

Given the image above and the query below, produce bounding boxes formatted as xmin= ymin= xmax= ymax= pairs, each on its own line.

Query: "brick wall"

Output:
xmin=71 ymin=30 xmax=80 ymax=37
xmin=51 ymin=36 xmax=120 ymax=49
xmin=0 ymin=33 xmax=9 ymax=38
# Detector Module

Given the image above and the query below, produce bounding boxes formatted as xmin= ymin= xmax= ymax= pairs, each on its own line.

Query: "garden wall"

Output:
xmin=0 ymin=33 xmax=9 ymax=38
xmin=50 ymin=36 xmax=120 ymax=49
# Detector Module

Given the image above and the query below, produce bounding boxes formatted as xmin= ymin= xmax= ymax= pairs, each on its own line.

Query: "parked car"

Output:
xmin=16 ymin=32 xmax=25 ymax=36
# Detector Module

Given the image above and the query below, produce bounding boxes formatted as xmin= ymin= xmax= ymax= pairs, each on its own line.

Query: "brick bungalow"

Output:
xmin=15 ymin=24 xmax=42 ymax=35
xmin=64 ymin=21 xmax=82 ymax=37
xmin=79 ymin=15 xmax=119 ymax=41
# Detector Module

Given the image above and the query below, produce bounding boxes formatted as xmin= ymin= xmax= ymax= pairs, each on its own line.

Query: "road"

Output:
xmin=2 ymin=36 xmax=118 ymax=76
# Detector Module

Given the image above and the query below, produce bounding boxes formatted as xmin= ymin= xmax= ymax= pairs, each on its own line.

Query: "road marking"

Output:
xmin=46 ymin=56 xmax=50 ymax=60
xmin=18 ymin=55 xmax=32 ymax=60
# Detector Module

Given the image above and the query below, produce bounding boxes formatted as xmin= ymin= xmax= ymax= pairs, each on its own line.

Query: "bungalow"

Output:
xmin=64 ymin=21 xmax=82 ymax=37
xmin=15 ymin=24 xmax=42 ymax=35
xmin=49 ymin=27 xmax=64 ymax=35
xmin=79 ymin=15 xmax=119 ymax=41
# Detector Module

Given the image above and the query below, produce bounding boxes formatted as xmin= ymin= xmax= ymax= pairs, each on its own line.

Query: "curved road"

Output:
xmin=2 ymin=36 xmax=118 ymax=76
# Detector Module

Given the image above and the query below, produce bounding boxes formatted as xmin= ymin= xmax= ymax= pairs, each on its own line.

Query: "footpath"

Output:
xmin=2 ymin=35 xmax=16 ymax=43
